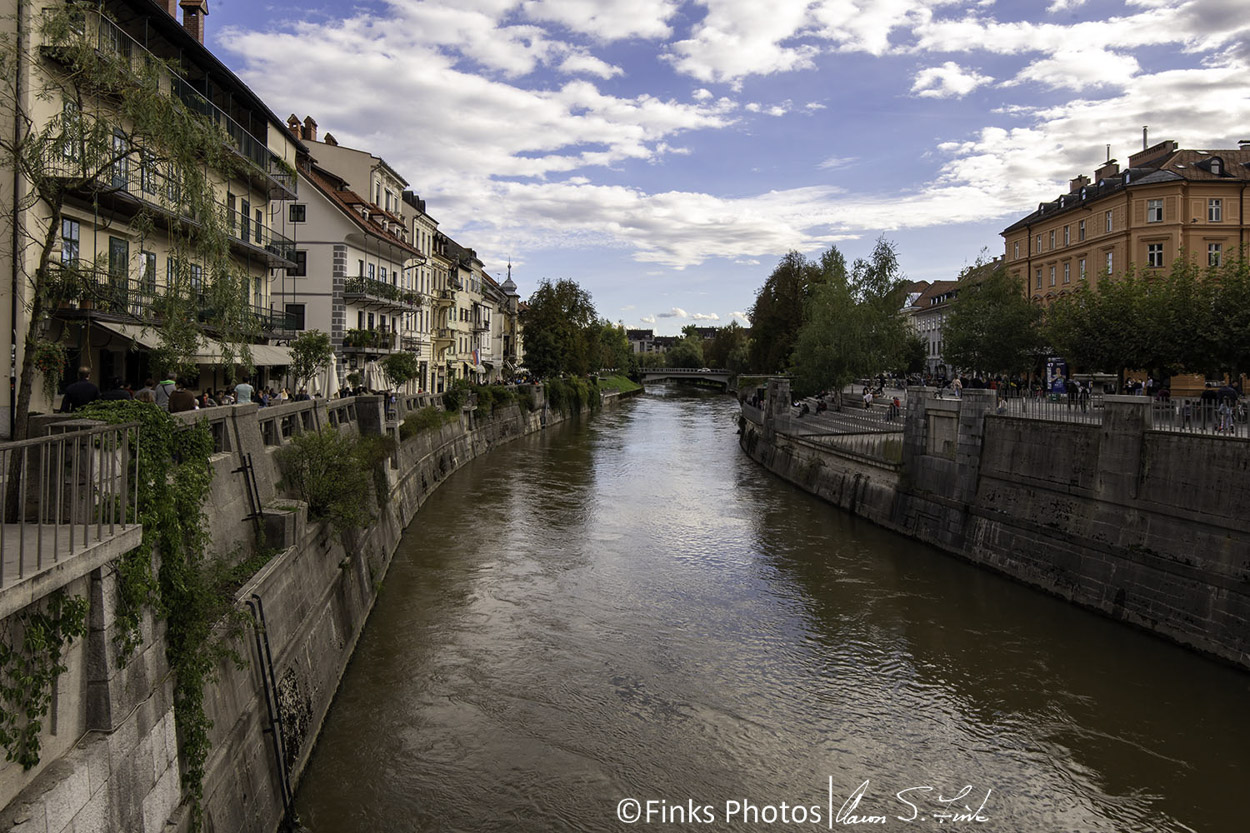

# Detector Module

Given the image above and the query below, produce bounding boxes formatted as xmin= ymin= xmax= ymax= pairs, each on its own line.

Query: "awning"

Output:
xmin=92 ymin=321 xmax=290 ymax=367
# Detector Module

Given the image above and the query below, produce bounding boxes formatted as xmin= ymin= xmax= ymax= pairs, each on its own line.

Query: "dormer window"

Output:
xmin=1080 ymin=187 xmax=1087 ymax=200
xmin=1211 ymin=158 xmax=1222 ymax=175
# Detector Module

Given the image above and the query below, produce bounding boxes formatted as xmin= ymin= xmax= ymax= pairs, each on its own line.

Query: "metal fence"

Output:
xmin=0 ymin=421 xmax=140 ymax=587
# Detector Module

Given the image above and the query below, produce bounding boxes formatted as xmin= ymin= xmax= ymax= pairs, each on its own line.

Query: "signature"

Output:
xmin=834 ymin=779 xmax=991 ymax=825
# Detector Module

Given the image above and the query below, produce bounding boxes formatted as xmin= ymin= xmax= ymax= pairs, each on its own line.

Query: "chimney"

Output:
xmin=302 ymin=115 xmax=318 ymax=143
xmin=323 ymin=132 xmax=338 ymax=146
xmin=159 ymin=0 xmax=177 ymax=15
xmin=1094 ymin=159 xmax=1119 ymax=181
xmin=286 ymin=114 xmax=301 ymax=137
xmin=1069 ymin=174 xmax=1091 ymax=193
xmin=1239 ymin=139 xmax=1250 ymax=150
xmin=179 ymin=0 xmax=208 ymax=44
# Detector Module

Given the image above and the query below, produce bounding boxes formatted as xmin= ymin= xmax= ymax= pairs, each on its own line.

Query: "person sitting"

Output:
xmin=168 ymin=381 xmax=197 ymax=413
xmin=100 ymin=377 xmax=133 ymax=401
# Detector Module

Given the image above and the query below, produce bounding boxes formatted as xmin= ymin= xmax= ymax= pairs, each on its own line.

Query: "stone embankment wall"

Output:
xmin=740 ymin=380 xmax=1250 ymax=670
xmin=1 ymin=386 xmax=594 ymax=833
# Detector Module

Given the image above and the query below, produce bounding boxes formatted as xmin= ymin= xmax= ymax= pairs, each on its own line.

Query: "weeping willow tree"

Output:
xmin=1 ymin=0 xmax=262 ymax=439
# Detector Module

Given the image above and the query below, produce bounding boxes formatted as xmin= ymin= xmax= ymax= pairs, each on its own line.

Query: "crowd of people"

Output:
xmin=57 ymin=369 xmax=329 ymax=414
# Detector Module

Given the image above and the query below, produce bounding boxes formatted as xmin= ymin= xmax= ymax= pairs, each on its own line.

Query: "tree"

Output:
xmin=381 ymin=351 xmax=421 ymax=389
xmin=593 ymin=319 xmax=631 ymax=372
xmin=290 ymin=330 xmax=333 ymax=391
xmin=704 ymin=322 xmax=749 ymax=371
xmin=1 ymin=4 xmax=267 ymax=437
xmin=666 ymin=326 xmax=704 ymax=368
xmin=941 ymin=263 xmax=1044 ymax=376
xmin=519 ymin=278 xmax=598 ymax=377
xmin=790 ymin=239 xmax=911 ymax=397
xmin=747 ymin=250 xmax=831 ymax=373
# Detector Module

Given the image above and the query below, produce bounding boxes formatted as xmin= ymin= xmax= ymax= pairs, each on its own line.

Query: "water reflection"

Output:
xmin=296 ymin=387 xmax=1249 ymax=832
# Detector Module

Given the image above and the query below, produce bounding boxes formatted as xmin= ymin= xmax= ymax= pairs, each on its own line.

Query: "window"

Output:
xmin=289 ymin=204 xmax=307 ymax=223
xmin=61 ymin=99 xmax=81 ymax=161
xmin=1209 ymin=243 xmax=1222 ymax=267
xmin=108 ymin=236 xmax=128 ymax=281
xmin=1063 ymin=226 xmax=1070 ymax=246
xmin=1049 ymin=230 xmax=1055 ymax=249
xmin=368 ymin=263 xmax=375 ymax=280
xmin=289 ymin=250 xmax=307 ymax=277
xmin=1208 ymin=199 xmax=1222 ymax=222
xmin=1078 ymin=220 xmax=1085 ymax=241
xmin=1146 ymin=199 xmax=1163 ymax=223
xmin=227 ymin=193 xmax=236 ymax=234
xmin=358 ymin=260 xmax=365 ymax=277
xmin=141 ymin=250 xmax=156 ymax=295
xmin=1063 ymin=263 xmax=1070 ymax=284
xmin=367 ymin=312 xmax=375 ymax=330
xmin=1211 ymin=159 xmax=1222 ymax=175
xmin=255 ymin=209 xmax=263 ymax=244
xmin=1049 ymin=266 xmax=1056 ymax=287
xmin=1013 ymin=241 xmax=1019 ymax=259
xmin=380 ymin=266 xmax=387 ymax=282
xmin=358 ymin=311 xmax=364 ymax=330
xmin=285 ymin=303 xmax=306 ymax=330
xmin=1105 ymin=210 xmax=1113 ymax=233
xmin=189 ymin=264 xmax=203 ymax=303
xmin=111 ymin=129 xmax=128 ymax=189
xmin=240 ymin=199 xmax=251 ymax=241
xmin=141 ymin=152 xmax=158 ymax=194
xmin=1147 ymin=242 xmax=1164 ymax=268
xmin=1079 ymin=258 xmax=1086 ymax=280
xmin=60 ymin=219 xmax=80 ymax=265
xmin=1036 ymin=234 xmax=1042 ymax=252
xmin=1105 ymin=251 xmax=1113 ymax=273
xmin=1035 ymin=268 xmax=1042 ymax=289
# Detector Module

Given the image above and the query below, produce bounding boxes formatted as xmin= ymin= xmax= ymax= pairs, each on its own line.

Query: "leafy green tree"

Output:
xmin=941 ymin=264 xmax=1044 ymax=376
xmin=900 ymin=334 xmax=928 ymax=375
xmin=704 ymin=322 xmax=749 ymax=371
xmin=790 ymin=238 xmax=910 ymax=397
xmin=747 ymin=250 xmax=831 ymax=373
xmin=290 ymin=330 xmax=333 ymax=390
xmin=593 ymin=320 xmax=631 ymax=371
xmin=381 ymin=351 xmax=421 ymax=389
xmin=520 ymin=278 xmax=597 ymax=377
xmin=666 ymin=327 xmax=704 ymax=368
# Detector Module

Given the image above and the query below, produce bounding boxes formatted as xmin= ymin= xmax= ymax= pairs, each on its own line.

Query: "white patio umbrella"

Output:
xmin=323 ymin=353 xmax=340 ymax=398
xmin=362 ymin=360 xmax=388 ymax=392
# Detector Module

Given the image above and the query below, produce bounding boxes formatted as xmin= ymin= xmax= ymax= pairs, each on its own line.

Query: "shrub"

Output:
xmin=399 ymin=406 xmax=446 ymax=439
xmin=276 ymin=428 xmax=395 ymax=533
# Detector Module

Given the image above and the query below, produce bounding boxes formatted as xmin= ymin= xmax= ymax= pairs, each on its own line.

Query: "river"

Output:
xmin=295 ymin=386 xmax=1249 ymax=832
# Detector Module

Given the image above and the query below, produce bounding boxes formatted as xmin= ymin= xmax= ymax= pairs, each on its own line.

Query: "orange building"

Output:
xmin=1002 ymin=139 xmax=1250 ymax=304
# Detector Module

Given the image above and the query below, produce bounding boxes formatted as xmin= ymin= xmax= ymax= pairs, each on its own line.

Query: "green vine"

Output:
xmin=0 ymin=590 xmax=89 ymax=770
xmin=29 ymin=338 xmax=67 ymax=404
xmin=75 ymin=400 xmax=232 ymax=830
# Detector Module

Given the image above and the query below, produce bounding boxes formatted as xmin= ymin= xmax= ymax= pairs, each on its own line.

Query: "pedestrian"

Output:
xmin=168 ymin=381 xmax=197 ymax=413
xmin=234 ymin=378 xmax=254 ymax=405
xmin=154 ymin=377 xmax=176 ymax=411
xmin=60 ymin=367 xmax=100 ymax=412
xmin=100 ymin=377 xmax=133 ymax=401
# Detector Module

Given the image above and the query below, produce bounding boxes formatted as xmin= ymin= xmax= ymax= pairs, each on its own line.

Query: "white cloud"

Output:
xmin=1046 ymin=0 xmax=1087 ymax=12
xmin=558 ymin=52 xmax=624 ymax=78
xmin=818 ymin=155 xmax=856 ymax=170
xmin=691 ymin=312 xmax=721 ymax=320
xmin=640 ymin=315 xmax=657 ymax=324
xmin=667 ymin=0 xmax=821 ymax=82
xmin=521 ymin=0 xmax=679 ymax=41
xmin=911 ymin=61 xmax=992 ymax=98
xmin=656 ymin=307 xmax=689 ymax=318
xmin=693 ymin=88 xmax=714 ymax=101
xmin=620 ymin=304 xmax=636 ymax=311
xmin=731 ymin=311 xmax=751 ymax=324
xmin=1008 ymin=47 xmax=1139 ymax=91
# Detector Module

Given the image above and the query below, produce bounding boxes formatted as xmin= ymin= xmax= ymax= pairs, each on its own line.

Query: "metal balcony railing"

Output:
xmin=0 ymin=422 xmax=140 ymax=590
xmin=343 ymin=278 xmax=422 ymax=309
xmin=50 ymin=8 xmax=297 ymax=198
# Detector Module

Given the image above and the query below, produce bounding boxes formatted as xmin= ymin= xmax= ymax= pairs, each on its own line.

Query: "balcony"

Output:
xmin=343 ymin=277 xmax=423 ymax=312
xmin=45 ymin=8 xmax=297 ymax=200
xmin=433 ymin=327 xmax=454 ymax=342
xmin=341 ymin=327 xmax=397 ymax=354
xmin=49 ymin=155 xmax=296 ymax=268
xmin=401 ymin=332 xmax=427 ymax=351
xmin=472 ymin=319 xmax=490 ymax=333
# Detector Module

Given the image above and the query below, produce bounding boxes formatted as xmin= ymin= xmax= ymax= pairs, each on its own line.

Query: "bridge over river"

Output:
xmin=638 ymin=367 xmax=732 ymax=388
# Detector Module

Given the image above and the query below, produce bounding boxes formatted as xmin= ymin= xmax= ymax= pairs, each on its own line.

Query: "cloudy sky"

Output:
xmin=207 ymin=0 xmax=1250 ymax=334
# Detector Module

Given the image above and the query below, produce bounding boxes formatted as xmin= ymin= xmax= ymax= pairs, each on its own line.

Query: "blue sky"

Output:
xmin=204 ymin=0 xmax=1250 ymax=334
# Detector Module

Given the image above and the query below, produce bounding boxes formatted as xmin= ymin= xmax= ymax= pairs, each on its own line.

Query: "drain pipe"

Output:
xmin=10 ymin=0 xmax=26 ymax=437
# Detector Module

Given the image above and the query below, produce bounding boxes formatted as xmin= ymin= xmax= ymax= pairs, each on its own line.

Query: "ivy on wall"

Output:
xmin=0 ymin=591 xmax=89 ymax=770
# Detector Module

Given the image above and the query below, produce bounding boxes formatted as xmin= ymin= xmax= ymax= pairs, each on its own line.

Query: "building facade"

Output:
xmin=1 ymin=0 xmax=303 ymax=435
xmin=1002 ymin=139 xmax=1250 ymax=304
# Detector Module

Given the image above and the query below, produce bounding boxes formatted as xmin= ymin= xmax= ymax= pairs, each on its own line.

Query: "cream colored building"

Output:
xmin=272 ymin=120 xmax=426 ymax=391
xmin=1003 ymin=139 xmax=1250 ymax=304
xmin=0 ymin=0 xmax=302 ymax=435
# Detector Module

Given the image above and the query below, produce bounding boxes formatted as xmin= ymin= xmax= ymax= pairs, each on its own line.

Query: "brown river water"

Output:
xmin=295 ymin=386 xmax=1249 ymax=832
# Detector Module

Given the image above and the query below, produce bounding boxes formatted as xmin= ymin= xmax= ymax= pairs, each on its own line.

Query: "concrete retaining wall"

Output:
xmin=741 ymin=380 xmax=1250 ymax=671
xmin=2 ymin=386 xmax=594 ymax=833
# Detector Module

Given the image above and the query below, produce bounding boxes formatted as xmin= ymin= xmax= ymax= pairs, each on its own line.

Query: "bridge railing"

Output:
xmin=0 ymin=421 xmax=140 ymax=588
